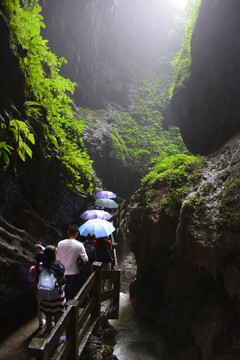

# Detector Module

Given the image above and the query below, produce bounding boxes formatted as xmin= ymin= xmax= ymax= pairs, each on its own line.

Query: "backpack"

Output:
xmin=37 ymin=268 xmax=59 ymax=301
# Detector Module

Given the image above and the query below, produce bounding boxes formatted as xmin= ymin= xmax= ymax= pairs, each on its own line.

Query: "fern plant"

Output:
xmin=0 ymin=142 xmax=13 ymax=170
xmin=9 ymin=119 xmax=35 ymax=161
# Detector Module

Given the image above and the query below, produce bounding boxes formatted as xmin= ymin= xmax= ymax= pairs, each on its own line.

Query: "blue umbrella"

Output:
xmin=79 ymin=219 xmax=115 ymax=238
xmin=95 ymin=190 xmax=117 ymax=199
xmin=94 ymin=198 xmax=118 ymax=209
xmin=80 ymin=209 xmax=112 ymax=220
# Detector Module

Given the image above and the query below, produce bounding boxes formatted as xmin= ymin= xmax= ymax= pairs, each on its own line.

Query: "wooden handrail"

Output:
xmin=28 ymin=262 xmax=120 ymax=360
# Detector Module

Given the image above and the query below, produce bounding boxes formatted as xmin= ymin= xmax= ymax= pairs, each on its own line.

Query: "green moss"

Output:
xmin=142 ymin=154 xmax=205 ymax=210
xmin=109 ymin=75 xmax=190 ymax=175
xmin=200 ymin=181 xmax=214 ymax=195
xmin=184 ymin=192 xmax=206 ymax=208
xmin=218 ymin=175 xmax=240 ymax=238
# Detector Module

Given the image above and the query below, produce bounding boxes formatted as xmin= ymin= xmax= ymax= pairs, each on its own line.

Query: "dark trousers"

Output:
xmin=65 ymin=274 xmax=81 ymax=301
xmin=79 ymin=272 xmax=90 ymax=288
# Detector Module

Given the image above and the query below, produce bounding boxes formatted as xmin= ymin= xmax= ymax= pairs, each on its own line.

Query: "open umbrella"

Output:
xmin=94 ymin=198 xmax=118 ymax=209
xmin=79 ymin=219 xmax=115 ymax=238
xmin=95 ymin=190 xmax=117 ymax=199
xmin=80 ymin=209 xmax=112 ymax=220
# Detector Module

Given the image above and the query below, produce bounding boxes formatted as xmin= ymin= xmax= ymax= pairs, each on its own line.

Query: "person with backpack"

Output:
xmin=28 ymin=251 xmax=45 ymax=329
xmin=56 ymin=224 xmax=88 ymax=300
xmin=38 ymin=245 xmax=66 ymax=335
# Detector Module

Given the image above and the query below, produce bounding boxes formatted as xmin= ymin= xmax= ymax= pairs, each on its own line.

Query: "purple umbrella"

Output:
xmin=80 ymin=209 xmax=112 ymax=220
xmin=95 ymin=190 xmax=117 ymax=199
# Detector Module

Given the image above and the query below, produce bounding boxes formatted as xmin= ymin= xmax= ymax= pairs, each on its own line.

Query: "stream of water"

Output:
xmin=111 ymin=253 xmax=165 ymax=360
xmin=110 ymin=292 xmax=165 ymax=360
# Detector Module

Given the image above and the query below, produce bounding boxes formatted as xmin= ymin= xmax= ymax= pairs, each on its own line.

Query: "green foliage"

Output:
xmin=142 ymin=154 xmax=202 ymax=187
xmin=9 ymin=119 xmax=35 ymax=161
xmin=0 ymin=119 xmax=34 ymax=169
xmin=141 ymin=154 xmax=205 ymax=209
xmin=110 ymin=75 xmax=189 ymax=175
xmin=0 ymin=123 xmax=12 ymax=170
xmin=0 ymin=141 xmax=13 ymax=170
xmin=169 ymin=0 xmax=202 ymax=98
xmin=4 ymin=0 xmax=93 ymax=195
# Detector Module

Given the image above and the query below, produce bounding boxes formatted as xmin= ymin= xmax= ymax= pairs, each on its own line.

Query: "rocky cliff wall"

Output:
xmin=129 ymin=133 xmax=240 ymax=359
xmin=171 ymin=0 xmax=240 ymax=155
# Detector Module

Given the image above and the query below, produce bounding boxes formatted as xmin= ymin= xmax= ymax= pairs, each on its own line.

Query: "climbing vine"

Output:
xmin=3 ymin=0 xmax=93 ymax=195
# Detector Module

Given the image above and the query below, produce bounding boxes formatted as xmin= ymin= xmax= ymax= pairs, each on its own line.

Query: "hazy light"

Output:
xmin=174 ymin=0 xmax=188 ymax=9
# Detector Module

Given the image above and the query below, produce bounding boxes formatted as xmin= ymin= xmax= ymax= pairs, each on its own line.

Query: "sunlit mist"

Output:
xmin=174 ymin=0 xmax=188 ymax=9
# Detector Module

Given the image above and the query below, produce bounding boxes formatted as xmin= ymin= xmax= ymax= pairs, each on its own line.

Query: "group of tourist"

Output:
xmin=29 ymin=223 xmax=113 ymax=339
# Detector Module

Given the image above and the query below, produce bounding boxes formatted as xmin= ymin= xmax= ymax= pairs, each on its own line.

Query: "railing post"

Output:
xmin=67 ymin=299 xmax=79 ymax=359
xmin=28 ymin=338 xmax=48 ymax=360
xmin=111 ymin=241 xmax=118 ymax=269
xmin=92 ymin=262 xmax=102 ymax=318
xmin=113 ymin=269 xmax=121 ymax=318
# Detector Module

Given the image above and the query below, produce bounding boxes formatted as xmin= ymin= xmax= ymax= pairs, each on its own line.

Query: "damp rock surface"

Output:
xmin=128 ymin=133 xmax=240 ymax=360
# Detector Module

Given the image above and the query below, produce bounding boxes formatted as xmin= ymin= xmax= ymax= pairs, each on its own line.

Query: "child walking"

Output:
xmin=28 ymin=251 xmax=45 ymax=329
xmin=39 ymin=245 xmax=66 ymax=336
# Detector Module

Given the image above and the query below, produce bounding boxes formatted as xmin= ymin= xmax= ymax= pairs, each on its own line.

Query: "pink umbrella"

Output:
xmin=95 ymin=190 xmax=117 ymax=199
xmin=80 ymin=209 xmax=112 ymax=220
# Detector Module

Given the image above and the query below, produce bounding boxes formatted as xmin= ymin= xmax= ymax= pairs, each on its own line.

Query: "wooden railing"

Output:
xmin=28 ymin=262 xmax=120 ymax=360
xmin=111 ymin=240 xmax=118 ymax=269
xmin=112 ymin=196 xmax=126 ymax=238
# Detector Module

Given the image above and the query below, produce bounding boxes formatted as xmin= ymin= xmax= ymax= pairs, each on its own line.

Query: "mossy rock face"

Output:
xmin=128 ymin=133 xmax=240 ymax=360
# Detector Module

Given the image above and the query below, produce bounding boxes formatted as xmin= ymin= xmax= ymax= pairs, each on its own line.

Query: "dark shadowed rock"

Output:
xmin=171 ymin=0 xmax=240 ymax=155
xmin=0 ymin=7 xmax=25 ymax=117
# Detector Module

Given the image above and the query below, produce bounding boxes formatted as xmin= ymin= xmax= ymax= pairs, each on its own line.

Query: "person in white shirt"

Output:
xmin=56 ymin=224 xmax=88 ymax=300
